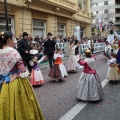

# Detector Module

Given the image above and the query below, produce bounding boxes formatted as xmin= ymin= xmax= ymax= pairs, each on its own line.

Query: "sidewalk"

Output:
xmin=39 ymin=50 xmax=104 ymax=70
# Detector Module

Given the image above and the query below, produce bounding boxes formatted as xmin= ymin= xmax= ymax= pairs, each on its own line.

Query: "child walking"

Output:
xmin=106 ymin=53 xmax=120 ymax=83
xmin=77 ymin=49 xmax=103 ymax=101
xmin=30 ymin=53 xmax=46 ymax=86
xmin=49 ymin=48 xmax=68 ymax=81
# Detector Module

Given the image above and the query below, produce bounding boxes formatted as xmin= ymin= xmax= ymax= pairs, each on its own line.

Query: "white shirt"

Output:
xmin=107 ymin=58 xmax=116 ymax=65
xmin=114 ymin=31 xmax=120 ymax=40
xmin=87 ymin=40 xmax=94 ymax=49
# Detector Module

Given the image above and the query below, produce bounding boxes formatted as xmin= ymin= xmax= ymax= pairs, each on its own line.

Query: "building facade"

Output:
xmin=0 ymin=0 xmax=91 ymax=39
xmin=92 ymin=0 xmax=120 ymax=34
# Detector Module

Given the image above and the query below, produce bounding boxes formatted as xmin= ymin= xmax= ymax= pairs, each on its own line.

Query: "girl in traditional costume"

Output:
xmin=49 ymin=48 xmax=68 ymax=81
xmin=111 ymin=38 xmax=118 ymax=54
xmin=65 ymin=41 xmax=80 ymax=72
xmin=106 ymin=53 xmax=120 ymax=83
xmin=104 ymin=42 xmax=112 ymax=62
xmin=0 ymin=31 xmax=44 ymax=120
xmin=29 ymin=51 xmax=46 ymax=86
xmin=77 ymin=49 xmax=103 ymax=101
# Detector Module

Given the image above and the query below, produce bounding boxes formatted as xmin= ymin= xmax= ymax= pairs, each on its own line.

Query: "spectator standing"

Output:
xmin=18 ymin=32 xmax=32 ymax=73
xmin=88 ymin=37 xmax=94 ymax=54
xmin=44 ymin=32 xmax=56 ymax=69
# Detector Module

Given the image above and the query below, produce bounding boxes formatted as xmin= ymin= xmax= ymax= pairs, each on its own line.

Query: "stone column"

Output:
xmin=82 ymin=0 xmax=84 ymax=11
xmin=86 ymin=0 xmax=91 ymax=17
xmin=47 ymin=15 xmax=57 ymax=36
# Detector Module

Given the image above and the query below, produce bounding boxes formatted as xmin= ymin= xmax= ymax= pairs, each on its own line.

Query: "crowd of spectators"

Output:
xmin=15 ymin=33 xmax=106 ymax=62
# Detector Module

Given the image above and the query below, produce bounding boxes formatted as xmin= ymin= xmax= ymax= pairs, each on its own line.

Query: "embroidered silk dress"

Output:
xmin=49 ymin=53 xmax=68 ymax=80
xmin=106 ymin=58 xmax=120 ymax=81
xmin=0 ymin=47 xmax=44 ymax=120
xmin=77 ymin=57 xmax=103 ymax=101
xmin=30 ymin=57 xmax=44 ymax=86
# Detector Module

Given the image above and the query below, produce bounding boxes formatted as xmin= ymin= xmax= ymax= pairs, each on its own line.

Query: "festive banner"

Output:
xmin=105 ymin=21 xmax=108 ymax=32
xmin=98 ymin=19 xmax=103 ymax=31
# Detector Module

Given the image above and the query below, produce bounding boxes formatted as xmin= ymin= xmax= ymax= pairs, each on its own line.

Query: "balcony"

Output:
xmin=40 ymin=0 xmax=77 ymax=12
xmin=115 ymin=5 xmax=120 ymax=8
xmin=25 ymin=0 xmax=77 ymax=14
xmin=115 ymin=14 xmax=120 ymax=17
xmin=115 ymin=22 xmax=120 ymax=25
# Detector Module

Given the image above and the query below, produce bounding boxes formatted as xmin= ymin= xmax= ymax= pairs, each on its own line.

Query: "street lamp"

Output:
xmin=4 ymin=0 xmax=9 ymax=31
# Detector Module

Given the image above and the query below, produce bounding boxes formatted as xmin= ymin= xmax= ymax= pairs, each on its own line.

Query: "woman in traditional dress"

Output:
xmin=49 ymin=48 xmax=68 ymax=81
xmin=77 ymin=49 xmax=103 ymax=101
xmin=106 ymin=53 xmax=120 ymax=83
xmin=0 ymin=31 xmax=44 ymax=120
xmin=29 ymin=51 xmax=46 ymax=86
xmin=65 ymin=41 xmax=80 ymax=73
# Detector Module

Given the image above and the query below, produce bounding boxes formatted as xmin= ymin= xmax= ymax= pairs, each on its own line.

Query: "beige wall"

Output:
xmin=0 ymin=0 xmax=91 ymax=38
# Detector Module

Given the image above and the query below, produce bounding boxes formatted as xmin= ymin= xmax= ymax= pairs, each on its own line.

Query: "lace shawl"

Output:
xmin=0 ymin=47 xmax=21 ymax=76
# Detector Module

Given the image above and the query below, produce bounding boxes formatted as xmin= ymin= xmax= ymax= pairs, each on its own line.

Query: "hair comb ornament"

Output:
xmin=1 ymin=32 xmax=5 ymax=39
xmin=85 ymin=49 xmax=91 ymax=53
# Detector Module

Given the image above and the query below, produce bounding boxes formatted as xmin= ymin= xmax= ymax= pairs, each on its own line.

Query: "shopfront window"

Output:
xmin=33 ymin=19 xmax=46 ymax=38
xmin=0 ymin=15 xmax=14 ymax=34
xmin=57 ymin=23 xmax=66 ymax=37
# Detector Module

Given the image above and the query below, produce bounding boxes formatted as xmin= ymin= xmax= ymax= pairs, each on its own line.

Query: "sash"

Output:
xmin=0 ymin=70 xmax=20 ymax=90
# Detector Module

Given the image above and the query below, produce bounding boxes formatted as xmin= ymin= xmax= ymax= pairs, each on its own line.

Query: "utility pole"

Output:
xmin=4 ymin=0 xmax=9 ymax=31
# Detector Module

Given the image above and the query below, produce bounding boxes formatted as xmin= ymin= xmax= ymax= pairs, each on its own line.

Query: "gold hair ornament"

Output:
xmin=1 ymin=32 xmax=5 ymax=39
xmin=85 ymin=49 xmax=91 ymax=53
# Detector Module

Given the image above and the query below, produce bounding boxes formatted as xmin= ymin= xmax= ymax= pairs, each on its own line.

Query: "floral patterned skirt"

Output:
xmin=77 ymin=72 xmax=104 ymax=101
xmin=106 ymin=67 xmax=120 ymax=81
xmin=65 ymin=55 xmax=79 ymax=71
xmin=0 ymin=78 xmax=44 ymax=120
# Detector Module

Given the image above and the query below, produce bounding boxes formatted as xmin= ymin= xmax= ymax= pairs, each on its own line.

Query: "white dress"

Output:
xmin=65 ymin=46 xmax=79 ymax=71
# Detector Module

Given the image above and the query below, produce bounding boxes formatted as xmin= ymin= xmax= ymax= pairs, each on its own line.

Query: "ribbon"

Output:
xmin=0 ymin=70 xmax=20 ymax=90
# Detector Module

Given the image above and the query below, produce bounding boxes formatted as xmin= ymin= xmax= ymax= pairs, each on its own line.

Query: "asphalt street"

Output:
xmin=33 ymin=53 xmax=119 ymax=120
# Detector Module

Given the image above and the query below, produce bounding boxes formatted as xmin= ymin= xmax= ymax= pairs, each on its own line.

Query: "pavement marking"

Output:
xmin=59 ymin=79 xmax=109 ymax=120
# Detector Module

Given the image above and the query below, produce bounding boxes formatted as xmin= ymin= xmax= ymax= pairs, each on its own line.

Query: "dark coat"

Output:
xmin=44 ymin=39 xmax=56 ymax=55
xmin=18 ymin=39 xmax=32 ymax=61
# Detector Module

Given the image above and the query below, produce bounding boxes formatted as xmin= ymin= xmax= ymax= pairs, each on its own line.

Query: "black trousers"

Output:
xmin=47 ymin=53 xmax=54 ymax=69
xmin=89 ymin=48 xmax=94 ymax=54
xmin=23 ymin=59 xmax=32 ymax=73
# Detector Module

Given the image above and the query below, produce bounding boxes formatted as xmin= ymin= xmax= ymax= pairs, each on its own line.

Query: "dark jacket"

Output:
xmin=18 ymin=39 xmax=32 ymax=61
xmin=74 ymin=40 xmax=79 ymax=55
xmin=44 ymin=39 xmax=56 ymax=55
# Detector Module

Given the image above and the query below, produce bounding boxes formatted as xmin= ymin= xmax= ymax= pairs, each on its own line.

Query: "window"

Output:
xmin=104 ymin=1 xmax=108 ymax=5
xmin=33 ymin=19 xmax=46 ymax=38
xmin=78 ymin=0 xmax=82 ymax=9
xmin=0 ymin=15 xmax=14 ymax=34
xmin=80 ymin=27 xmax=85 ymax=38
xmin=96 ymin=11 xmax=98 ymax=14
xmin=104 ymin=9 xmax=108 ymax=14
xmin=83 ymin=0 xmax=87 ymax=11
xmin=57 ymin=23 xmax=66 ymax=37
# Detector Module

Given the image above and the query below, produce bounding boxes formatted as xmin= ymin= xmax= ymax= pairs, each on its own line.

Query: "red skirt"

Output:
xmin=31 ymin=68 xmax=44 ymax=86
